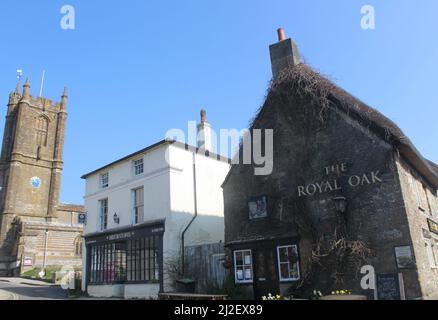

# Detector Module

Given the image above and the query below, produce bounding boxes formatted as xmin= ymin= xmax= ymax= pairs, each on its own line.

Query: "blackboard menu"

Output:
xmin=376 ymin=273 xmax=401 ymax=300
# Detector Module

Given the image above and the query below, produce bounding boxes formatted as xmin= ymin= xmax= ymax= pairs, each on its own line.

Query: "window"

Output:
xmin=133 ymin=187 xmax=144 ymax=224
xmin=425 ymin=240 xmax=437 ymax=269
xmin=90 ymin=242 xmax=127 ymax=284
xmin=74 ymin=237 xmax=83 ymax=256
xmin=234 ymin=250 xmax=253 ymax=283
xmin=35 ymin=116 xmax=48 ymax=147
xmin=133 ymin=158 xmax=144 ymax=176
xmin=99 ymin=199 xmax=108 ymax=231
xmin=409 ymin=172 xmax=423 ymax=211
xmin=277 ymin=245 xmax=300 ymax=281
xmin=126 ymin=236 xmax=160 ymax=282
xmin=88 ymin=235 xmax=160 ymax=285
xmin=424 ymin=185 xmax=433 ymax=216
xmin=100 ymin=173 xmax=109 ymax=188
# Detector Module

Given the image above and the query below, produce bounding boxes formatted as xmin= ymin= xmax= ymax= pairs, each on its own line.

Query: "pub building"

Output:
xmin=222 ymin=28 xmax=438 ymax=300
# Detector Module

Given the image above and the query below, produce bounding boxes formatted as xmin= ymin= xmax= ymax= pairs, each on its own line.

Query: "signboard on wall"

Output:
xmin=23 ymin=257 xmax=33 ymax=266
xmin=428 ymin=219 xmax=438 ymax=236
xmin=78 ymin=213 xmax=87 ymax=224
xmin=376 ymin=273 xmax=404 ymax=300
xmin=248 ymin=196 xmax=268 ymax=220
xmin=394 ymin=246 xmax=416 ymax=269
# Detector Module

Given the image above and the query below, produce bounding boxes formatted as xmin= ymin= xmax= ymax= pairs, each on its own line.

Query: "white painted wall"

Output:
xmin=82 ymin=141 xmax=230 ymax=296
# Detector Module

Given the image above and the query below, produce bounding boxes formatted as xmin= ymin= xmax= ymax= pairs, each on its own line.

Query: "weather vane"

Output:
xmin=16 ymin=69 xmax=23 ymax=81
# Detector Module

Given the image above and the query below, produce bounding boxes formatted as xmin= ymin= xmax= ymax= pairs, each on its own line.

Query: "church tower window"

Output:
xmin=35 ymin=116 xmax=48 ymax=147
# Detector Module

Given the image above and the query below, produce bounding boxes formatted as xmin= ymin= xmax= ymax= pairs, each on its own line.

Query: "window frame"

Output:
xmin=132 ymin=187 xmax=144 ymax=224
xmin=425 ymin=239 xmax=438 ymax=269
xmin=100 ymin=172 xmax=109 ymax=189
xmin=276 ymin=245 xmax=301 ymax=282
xmin=99 ymin=198 xmax=109 ymax=231
xmin=233 ymin=249 xmax=253 ymax=284
xmin=35 ymin=116 xmax=49 ymax=147
xmin=133 ymin=158 xmax=144 ymax=176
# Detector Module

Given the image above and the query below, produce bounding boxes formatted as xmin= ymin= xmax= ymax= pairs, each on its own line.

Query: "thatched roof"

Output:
xmin=253 ymin=64 xmax=438 ymax=189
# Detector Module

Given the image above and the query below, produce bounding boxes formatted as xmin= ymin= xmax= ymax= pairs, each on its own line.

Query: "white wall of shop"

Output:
xmin=81 ymin=142 xmax=230 ymax=295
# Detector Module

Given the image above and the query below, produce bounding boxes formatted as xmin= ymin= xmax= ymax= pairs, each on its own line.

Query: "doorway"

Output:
xmin=253 ymin=247 xmax=279 ymax=299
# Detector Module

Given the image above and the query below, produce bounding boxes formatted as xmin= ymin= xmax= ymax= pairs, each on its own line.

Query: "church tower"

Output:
xmin=0 ymin=78 xmax=74 ymax=275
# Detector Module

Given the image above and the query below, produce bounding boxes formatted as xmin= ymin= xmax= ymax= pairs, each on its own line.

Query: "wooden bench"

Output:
xmin=159 ymin=293 xmax=228 ymax=300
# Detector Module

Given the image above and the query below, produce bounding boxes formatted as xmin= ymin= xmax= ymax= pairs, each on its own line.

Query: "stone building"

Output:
xmin=0 ymin=79 xmax=84 ymax=276
xmin=222 ymin=29 xmax=438 ymax=299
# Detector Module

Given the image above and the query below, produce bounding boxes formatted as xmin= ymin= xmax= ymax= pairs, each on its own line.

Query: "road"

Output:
xmin=0 ymin=278 xmax=68 ymax=300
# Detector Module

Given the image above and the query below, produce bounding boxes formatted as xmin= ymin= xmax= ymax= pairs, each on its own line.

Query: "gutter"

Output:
xmin=181 ymin=152 xmax=198 ymax=275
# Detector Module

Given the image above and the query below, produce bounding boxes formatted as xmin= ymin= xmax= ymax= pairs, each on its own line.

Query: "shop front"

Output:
xmin=84 ymin=220 xmax=164 ymax=298
xmin=228 ymin=237 xmax=301 ymax=299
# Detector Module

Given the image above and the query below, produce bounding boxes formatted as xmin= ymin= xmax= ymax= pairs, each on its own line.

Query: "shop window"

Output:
xmin=89 ymin=242 xmax=127 ymax=284
xmin=234 ymin=250 xmax=253 ymax=284
xmin=88 ymin=235 xmax=160 ymax=285
xmin=126 ymin=236 xmax=159 ymax=282
xmin=277 ymin=245 xmax=300 ymax=281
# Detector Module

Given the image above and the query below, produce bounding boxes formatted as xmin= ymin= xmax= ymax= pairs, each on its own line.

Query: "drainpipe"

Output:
xmin=181 ymin=152 xmax=198 ymax=276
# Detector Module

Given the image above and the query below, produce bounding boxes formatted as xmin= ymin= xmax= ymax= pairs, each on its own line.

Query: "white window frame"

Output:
xmin=100 ymin=172 xmax=109 ymax=188
xmin=233 ymin=250 xmax=253 ymax=284
xmin=277 ymin=245 xmax=301 ymax=282
xmin=99 ymin=198 xmax=108 ymax=231
xmin=133 ymin=158 xmax=144 ymax=176
xmin=132 ymin=187 xmax=144 ymax=224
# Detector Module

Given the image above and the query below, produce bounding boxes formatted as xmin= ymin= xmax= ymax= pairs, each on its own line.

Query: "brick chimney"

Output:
xmin=197 ymin=108 xmax=212 ymax=152
xmin=269 ymin=28 xmax=300 ymax=79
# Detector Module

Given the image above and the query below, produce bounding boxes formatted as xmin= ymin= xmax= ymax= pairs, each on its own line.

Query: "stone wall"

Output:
xmin=224 ymin=89 xmax=424 ymax=298
xmin=396 ymin=156 xmax=438 ymax=298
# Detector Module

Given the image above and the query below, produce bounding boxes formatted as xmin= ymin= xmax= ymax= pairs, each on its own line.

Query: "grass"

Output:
xmin=21 ymin=267 xmax=60 ymax=282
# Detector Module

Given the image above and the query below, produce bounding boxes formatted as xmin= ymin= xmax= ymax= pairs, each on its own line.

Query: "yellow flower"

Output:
xmin=276 ymin=295 xmax=281 ymax=299
xmin=262 ymin=296 xmax=266 ymax=300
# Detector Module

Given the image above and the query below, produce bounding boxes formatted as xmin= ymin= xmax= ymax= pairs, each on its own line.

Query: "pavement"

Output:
xmin=0 ymin=277 xmax=68 ymax=300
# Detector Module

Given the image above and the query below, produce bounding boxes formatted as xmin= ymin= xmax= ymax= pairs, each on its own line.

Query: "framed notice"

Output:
xmin=23 ymin=257 xmax=33 ymax=266
xmin=394 ymin=245 xmax=416 ymax=269
xmin=428 ymin=219 xmax=438 ymax=236
xmin=248 ymin=196 xmax=268 ymax=220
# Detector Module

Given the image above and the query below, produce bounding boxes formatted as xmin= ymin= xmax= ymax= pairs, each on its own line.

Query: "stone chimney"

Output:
xmin=269 ymin=28 xmax=300 ymax=79
xmin=197 ymin=108 xmax=212 ymax=152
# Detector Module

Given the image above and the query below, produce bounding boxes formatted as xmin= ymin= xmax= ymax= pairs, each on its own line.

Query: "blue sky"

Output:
xmin=0 ymin=0 xmax=437 ymax=204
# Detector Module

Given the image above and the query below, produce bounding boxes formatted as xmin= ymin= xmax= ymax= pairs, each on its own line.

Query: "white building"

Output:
xmin=81 ymin=113 xmax=230 ymax=298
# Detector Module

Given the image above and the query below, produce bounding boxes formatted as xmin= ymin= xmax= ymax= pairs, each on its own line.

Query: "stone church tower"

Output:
xmin=0 ymin=78 xmax=84 ymax=276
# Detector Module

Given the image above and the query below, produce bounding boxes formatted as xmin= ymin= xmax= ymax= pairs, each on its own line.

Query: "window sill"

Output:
xmin=279 ymin=278 xmax=300 ymax=283
xmin=235 ymin=281 xmax=253 ymax=285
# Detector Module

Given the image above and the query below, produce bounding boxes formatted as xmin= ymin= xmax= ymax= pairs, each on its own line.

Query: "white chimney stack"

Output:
xmin=197 ymin=108 xmax=212 ymax=152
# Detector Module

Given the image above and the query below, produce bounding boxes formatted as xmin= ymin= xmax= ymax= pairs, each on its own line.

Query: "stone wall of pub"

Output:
xmin=223 ymin=96 xmax=423 ymax=298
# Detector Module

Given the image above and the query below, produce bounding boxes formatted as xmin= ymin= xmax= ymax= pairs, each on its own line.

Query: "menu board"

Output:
xmin=376 ymin=273 xmax=401 ymax=300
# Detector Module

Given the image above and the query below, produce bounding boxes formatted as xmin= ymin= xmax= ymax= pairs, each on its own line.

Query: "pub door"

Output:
xmin=253 ymin=247 xmax=279 ymax=299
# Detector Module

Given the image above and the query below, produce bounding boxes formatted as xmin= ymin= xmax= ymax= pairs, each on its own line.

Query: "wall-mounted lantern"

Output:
xmin=332 ymin=196 xmax=347 ymax=214
xmin=113 ymin=212 xmax=120 ymax=224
